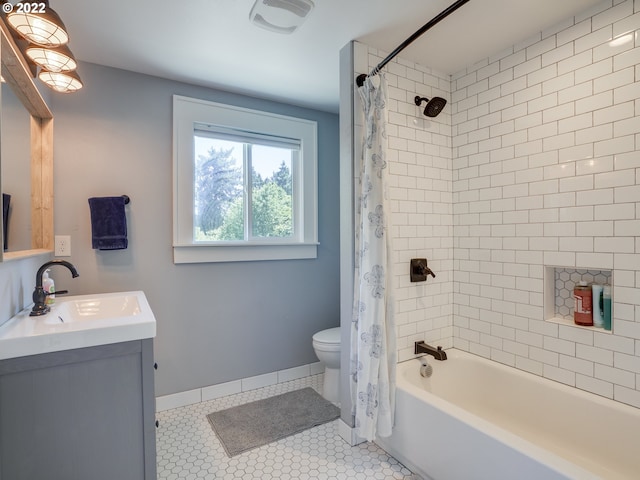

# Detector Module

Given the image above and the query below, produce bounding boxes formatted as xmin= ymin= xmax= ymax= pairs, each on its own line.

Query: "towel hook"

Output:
xmin=122 ymin=195 xmax=130 ymax=205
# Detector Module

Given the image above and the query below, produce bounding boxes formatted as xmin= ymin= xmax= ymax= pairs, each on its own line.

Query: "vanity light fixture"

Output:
xmin=38 ymin=68 xmax=82 ymax=93
xmin=249 ymin=0 xmax=315 ymax=34
xmin=25 ymin=43 xmax=76 ymax=72
xmin=5 ymin=0 xmax=69 ymax=47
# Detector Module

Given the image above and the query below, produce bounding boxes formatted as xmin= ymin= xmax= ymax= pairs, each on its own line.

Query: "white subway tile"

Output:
xmin=594 ymin=67 xmax=635 ymax=93
xmin=557 ymin=19 xmax=592 ymax=46
xmin=530 ymin=179 xmax=559 ymax=195
xmin=544 ymin=251 xmax=576 ymax=267
xmin=595 ymin=332 xmax=635 ymax=354
xmin=614 ymin=46 xmax=640 ymax=71
xmin=595 ymin=202 xmax=636 ymax=219
xmin=614 ymin=115 xmax=640 ymax=137
xmin=575 ymin=25 xmax=614 ymax=54
xmin=559 ymin=144 xmax=594 ymax=163
xmin=559 ymin=81 xmax=593 ymax=104
xmin=528 ymin=64 xmax=559 ymax=86
xmin=528 ymin=94 xmax=559 ymax=115
xmin=614 ymin=385 xmax=640 ymax=408
xmin=544 ymin=163 xmax=576 ymax=180
xmin=577 ymin=188 xmax=615 ymax=208
xmin=614 ymin=318 xmax=640 ymax=339
xmin=575 ymin=252 xmax=614 ymax=268
xmin=614 ymin=351 xmax=640 ymax=373
xmin=595 ymin=169 xmax=636 ymax=188
xmin=544 ymin=364 xmax=576 ymax=386
xmin=612 ymin=10 xmax=640 ymax=38
xmin=560 ymin=236 xmax=593 ymax=252
xmin=489 ymin=68 xmax=514 ymax=88
xmin=615 ymin=251 xmax=640 ymax=270
xmin=594 ymin=102 xmax=635 ymax=125
xmin=594 ymin=237 xmax=635 ymax=253
xmin=559 ymin=174 xmax=594 ymax=192
xmin=577 ymin=344 xmax=614 ymax=366
xmin=560 ymin=354 xmax=594 ymax=375
xmin=516 ymin=356 xmax=544 ymax=375
xmin=576 ymin=374 xmax=614 ymax=398
xmin=544 ymin=221 xmax=576 ymax=237
xmin=514 ymin=57 xmax=542 ymax=78
xmin=577 ymin=124 xmax=615 ymax=146
xmin=542 ymin=42 xmax=575 ymax=67
xmin=501 ymin=76 xmax=528 ymax=97
xmin=514 ymin=84 xmax=542 ymax=104
xmin=559 ymin=112 xmax=592 ymax=134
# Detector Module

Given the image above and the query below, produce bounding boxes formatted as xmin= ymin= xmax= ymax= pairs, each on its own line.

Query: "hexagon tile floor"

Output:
xmin=156 ymin=373 xmax=419 ymax=480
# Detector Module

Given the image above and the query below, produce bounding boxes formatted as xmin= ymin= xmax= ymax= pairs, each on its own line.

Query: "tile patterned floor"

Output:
xmin=156 ymin=374 xmax=418 ymax=479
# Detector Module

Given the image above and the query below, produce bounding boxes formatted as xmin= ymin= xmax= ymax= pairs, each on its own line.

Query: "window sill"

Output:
xmin=173 ymin=243 xmax=318 ymax=264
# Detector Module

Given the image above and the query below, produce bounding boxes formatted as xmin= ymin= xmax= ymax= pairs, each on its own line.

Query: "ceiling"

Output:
xmin=52 ymin=0 xmax=604 ymax=113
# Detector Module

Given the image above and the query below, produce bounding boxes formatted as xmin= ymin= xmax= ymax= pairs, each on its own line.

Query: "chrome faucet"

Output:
xmin=414 ymin=341 xmax=447 ymax=361
xmin=30 ymin=260 xmax=79 ymax=316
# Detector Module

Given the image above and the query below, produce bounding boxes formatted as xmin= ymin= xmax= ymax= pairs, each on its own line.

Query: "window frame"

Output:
xmin=173 ymin=95 xmax=318 ymax=263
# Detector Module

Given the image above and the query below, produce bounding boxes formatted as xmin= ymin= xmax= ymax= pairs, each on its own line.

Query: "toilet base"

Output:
xmin=323 ymin=366 xmax=340 ymax=404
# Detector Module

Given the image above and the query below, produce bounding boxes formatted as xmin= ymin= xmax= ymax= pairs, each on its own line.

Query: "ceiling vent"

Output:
xmin=249 ymin=0 xmax=315 ymax=34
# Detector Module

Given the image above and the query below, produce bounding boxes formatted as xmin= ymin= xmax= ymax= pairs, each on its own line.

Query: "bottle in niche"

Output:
xmin=603 ymin=285 xmax=612 ymax=331
xmin=592 ymin=284 xmax=604 ymax=328
xmin=574 ymin=281 xmax=592 ymax=326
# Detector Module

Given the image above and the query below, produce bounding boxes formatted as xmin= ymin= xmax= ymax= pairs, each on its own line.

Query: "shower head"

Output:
xmin=414 ymin=95 xmax=447 ymax=117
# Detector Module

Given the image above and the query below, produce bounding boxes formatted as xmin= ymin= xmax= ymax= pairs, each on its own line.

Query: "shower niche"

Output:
xmin=544 ymin=266 xmax=612 ymax=332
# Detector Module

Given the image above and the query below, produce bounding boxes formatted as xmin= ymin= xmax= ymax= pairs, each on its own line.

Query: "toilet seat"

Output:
xmin=312 ymin=327 xmax=340 ymax=345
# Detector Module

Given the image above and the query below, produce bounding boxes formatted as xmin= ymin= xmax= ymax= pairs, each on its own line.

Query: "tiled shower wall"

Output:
xmin=357 ymin=0 xmax=640 ymax=408
xmin=452 ymin=0 xmax=640 ymax=407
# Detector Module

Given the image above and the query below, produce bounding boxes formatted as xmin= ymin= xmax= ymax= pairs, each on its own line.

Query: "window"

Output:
xmin=173 ymin=95 xmax=318 ymax=263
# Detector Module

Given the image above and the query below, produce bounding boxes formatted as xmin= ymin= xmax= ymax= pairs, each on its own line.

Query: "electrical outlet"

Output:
xmin=55 ymin=235 xmax=71 ymax=256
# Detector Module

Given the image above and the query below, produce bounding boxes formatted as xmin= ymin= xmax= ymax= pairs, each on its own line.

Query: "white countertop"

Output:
xmin=0 ymin=290 xmax=157 ymax=360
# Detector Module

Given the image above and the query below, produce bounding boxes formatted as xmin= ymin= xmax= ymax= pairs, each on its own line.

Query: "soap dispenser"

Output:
xmin=42 ymin=269 xmax=55 ymax=305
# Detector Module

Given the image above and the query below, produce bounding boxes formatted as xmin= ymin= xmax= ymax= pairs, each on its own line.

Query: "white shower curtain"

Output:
xmin=350 ymin=73 xmax=396 ymax=441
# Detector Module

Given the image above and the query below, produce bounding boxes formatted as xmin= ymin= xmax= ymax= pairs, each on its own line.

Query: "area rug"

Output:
xmin=207 ymin=387 xmax=340 ymax=457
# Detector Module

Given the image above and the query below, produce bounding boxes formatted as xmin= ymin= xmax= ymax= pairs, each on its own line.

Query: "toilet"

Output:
xmin=312 ymin=327 xmax=341 ymax=404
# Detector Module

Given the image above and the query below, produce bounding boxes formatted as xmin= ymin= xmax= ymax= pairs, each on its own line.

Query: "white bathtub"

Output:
xmin=376 ymin=349 xmax=640 ymax=480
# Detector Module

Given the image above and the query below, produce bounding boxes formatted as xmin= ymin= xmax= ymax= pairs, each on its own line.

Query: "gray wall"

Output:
xmin=50 ymin=62 xmax=340 ymax=396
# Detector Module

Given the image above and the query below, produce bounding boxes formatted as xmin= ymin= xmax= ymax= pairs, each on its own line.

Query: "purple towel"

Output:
xmin=88 ymin=196 xmax=128 ymax=250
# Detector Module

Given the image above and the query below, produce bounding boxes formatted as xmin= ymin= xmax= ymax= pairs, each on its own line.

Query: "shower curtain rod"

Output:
xmin=356 ymin=0 xmax=471 ymax=87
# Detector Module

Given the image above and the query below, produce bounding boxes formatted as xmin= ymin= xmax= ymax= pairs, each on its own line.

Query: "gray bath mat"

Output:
xmin=207 ymin=387 xmax=340 ymax=457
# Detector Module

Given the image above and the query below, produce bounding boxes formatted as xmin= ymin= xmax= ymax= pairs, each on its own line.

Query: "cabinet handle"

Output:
xmin=155 ymin=420 xmax=159 ymax=428
xmin=154 ymin=362 xmax=158 ymax=370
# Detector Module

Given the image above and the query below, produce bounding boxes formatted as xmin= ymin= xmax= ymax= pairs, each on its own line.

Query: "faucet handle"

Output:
xmin=47 ymin=290 xmax=68 ymax=296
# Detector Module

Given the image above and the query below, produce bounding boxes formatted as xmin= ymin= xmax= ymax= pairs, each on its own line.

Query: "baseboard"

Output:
xmin=338 ymin=418 xmax=366 ymax=446
xmin=156 ymin=361 xmax=324 ymax=412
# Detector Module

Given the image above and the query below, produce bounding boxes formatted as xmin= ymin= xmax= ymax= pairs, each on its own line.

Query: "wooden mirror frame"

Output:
xmin=0 ymin=18 xmax=53 ymax=262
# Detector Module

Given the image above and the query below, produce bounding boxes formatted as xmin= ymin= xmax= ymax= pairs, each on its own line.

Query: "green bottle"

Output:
xmin=603 ymin=285 xmax=612 ymax=331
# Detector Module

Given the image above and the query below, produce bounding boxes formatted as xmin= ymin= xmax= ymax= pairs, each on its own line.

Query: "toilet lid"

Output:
xmin=313 ymin=327 xmax=340 ymax=344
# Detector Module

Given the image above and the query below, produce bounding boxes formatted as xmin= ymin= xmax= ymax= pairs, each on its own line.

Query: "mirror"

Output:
xmin=2 ymin=80 xmax=32 ymax=252
xmin=0 ymin=19 xmax=53 ymax=262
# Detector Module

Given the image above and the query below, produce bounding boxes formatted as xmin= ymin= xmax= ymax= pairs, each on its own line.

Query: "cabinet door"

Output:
xmin=0 ymin=343 xmax=147 ymax=480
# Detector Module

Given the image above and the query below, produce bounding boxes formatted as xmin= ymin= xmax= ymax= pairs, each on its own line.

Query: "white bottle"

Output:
xmin=43 ymin=269 xmax=55 ymax=305
xmin=592 ymin=284 xmax=604 ymax=328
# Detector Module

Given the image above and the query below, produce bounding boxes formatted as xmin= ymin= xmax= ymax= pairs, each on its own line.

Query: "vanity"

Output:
xmin=0 ymin=291 xmax=158 ymax=480
xmin=0 ymin=18 xmax=157 ymax=480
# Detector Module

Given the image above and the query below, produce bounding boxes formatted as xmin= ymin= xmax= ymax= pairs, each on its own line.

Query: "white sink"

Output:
xmin=0 ymin=291 xmax=156 ymax=360
xmin=44 ymin=293 xmax=142 ymax=324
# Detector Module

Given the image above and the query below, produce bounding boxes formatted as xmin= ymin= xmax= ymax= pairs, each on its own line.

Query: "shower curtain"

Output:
xmin=350 ymin=73 xmax=396 ymax=441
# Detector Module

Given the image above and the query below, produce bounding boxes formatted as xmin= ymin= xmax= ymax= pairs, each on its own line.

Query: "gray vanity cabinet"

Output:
xmin=0 ymin=339 xmax=156 ymax=480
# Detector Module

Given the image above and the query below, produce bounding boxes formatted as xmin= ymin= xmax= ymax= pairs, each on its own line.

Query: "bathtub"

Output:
xmin=376 ymin=349 xmax=640 ymax=480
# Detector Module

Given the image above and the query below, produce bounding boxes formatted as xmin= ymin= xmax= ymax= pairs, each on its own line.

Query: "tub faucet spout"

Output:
xmin=415 ymin=341 xmax=447 ymax=360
